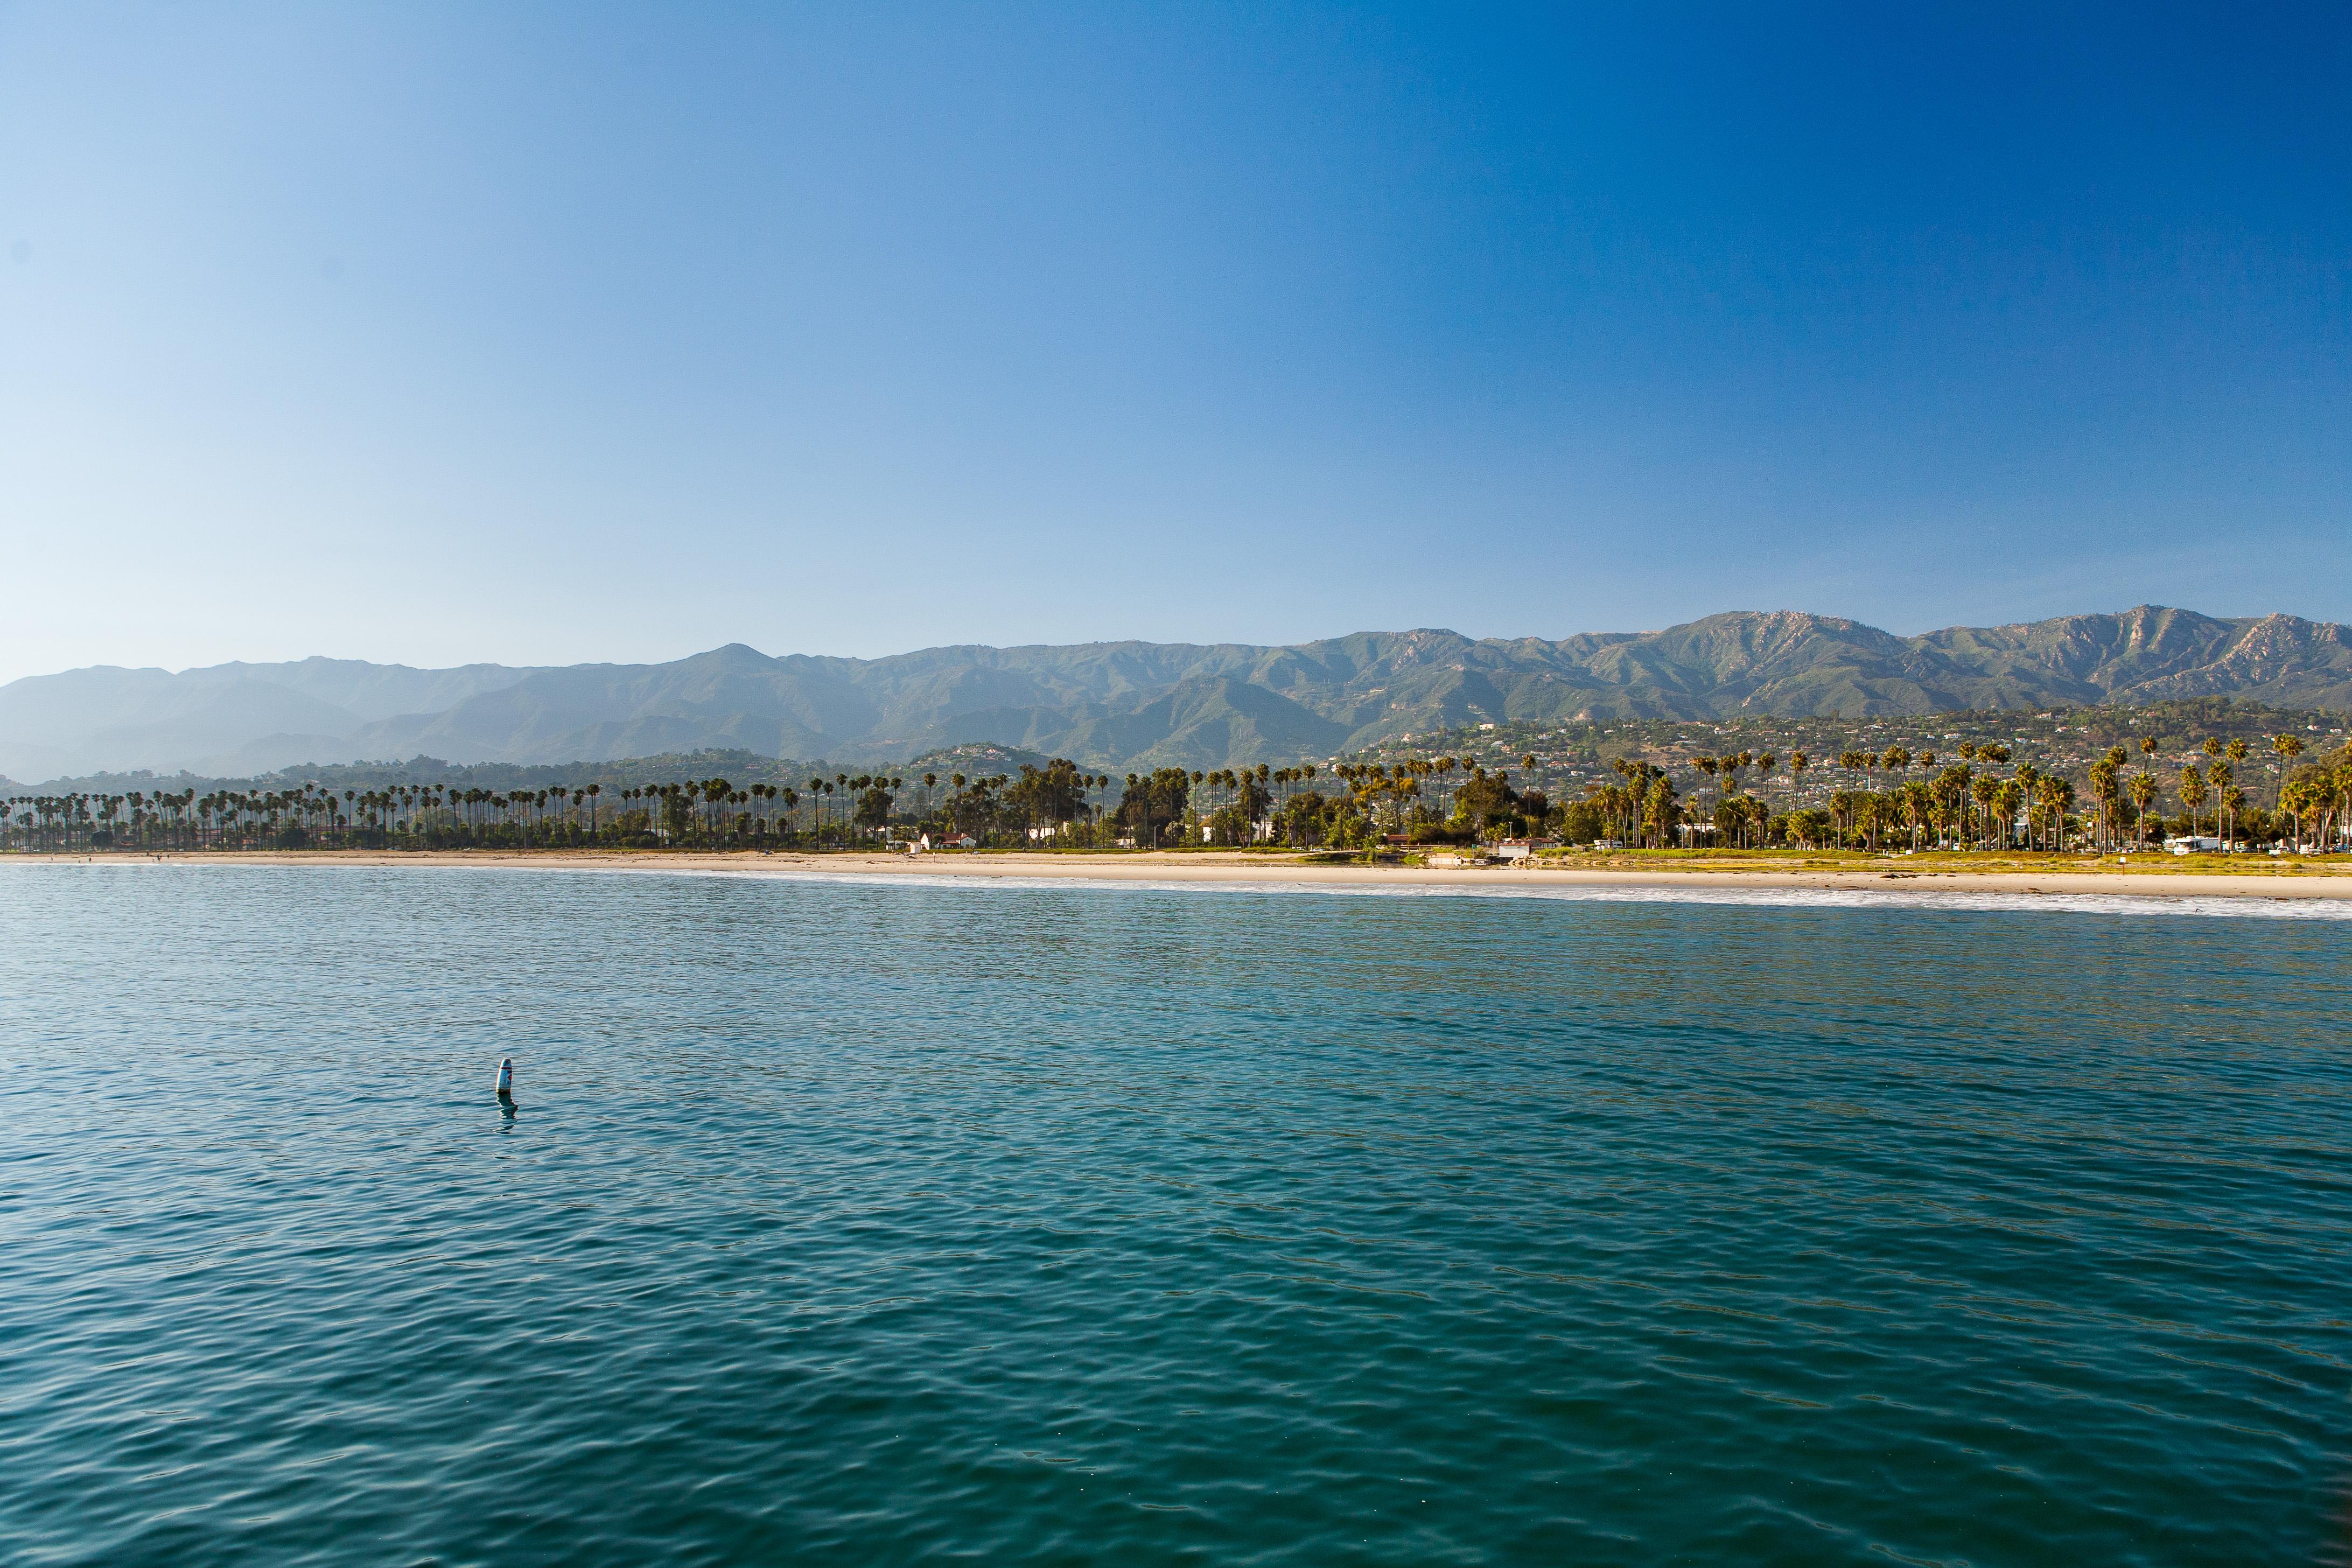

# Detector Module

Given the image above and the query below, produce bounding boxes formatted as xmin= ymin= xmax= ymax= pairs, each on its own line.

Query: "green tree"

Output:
xmin=853 ymin=781 xmax=895 ymax=832
xmin=1233 ymin=771 xmax=1271 ymax=824
xmin=1452 ymin=767 xmax=1520 ymax=839
xmin=2127 ymin=769 xmax=2158 ymax=848
xmin=1642 ymin=775 xmax=1678 ymax=849
xmin=2271 ymin=734 xmax=2300 ymax=811
xmin=1006 ymin=759 xmax=1090 ymax=842
xmin=1116 ymin=769 xmax=1192 ymax=848
xmin=2178 ymin=765 xmax=2209 ymax=838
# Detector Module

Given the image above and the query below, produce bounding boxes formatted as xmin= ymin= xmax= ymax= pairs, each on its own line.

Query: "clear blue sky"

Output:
xmin=2 ymin=3 xmax=2346 ymax=681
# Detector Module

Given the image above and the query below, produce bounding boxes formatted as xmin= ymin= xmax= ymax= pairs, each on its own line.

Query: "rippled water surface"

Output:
xmin=4 ymin=864 xmax=2350 ymax=1565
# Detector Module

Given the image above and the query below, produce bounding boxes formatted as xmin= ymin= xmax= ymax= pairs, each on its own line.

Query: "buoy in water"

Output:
xmin=494 ymin=1056 xmax=515 ymax=1104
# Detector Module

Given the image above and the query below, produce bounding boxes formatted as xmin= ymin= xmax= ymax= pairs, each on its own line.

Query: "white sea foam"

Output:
xmin=649 ymin=865 xmax=2352 ymax=921
xmin=47 ymin=857 xmax=2352 ymax=920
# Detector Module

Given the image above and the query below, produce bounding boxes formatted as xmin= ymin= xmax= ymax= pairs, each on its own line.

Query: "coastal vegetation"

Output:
xmin=10 ymin=717 xmax=2352 ymax=858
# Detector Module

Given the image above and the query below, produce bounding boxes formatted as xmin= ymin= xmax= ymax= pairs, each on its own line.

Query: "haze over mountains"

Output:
xmin=5 ymin=606 xmax=2350 ymax=787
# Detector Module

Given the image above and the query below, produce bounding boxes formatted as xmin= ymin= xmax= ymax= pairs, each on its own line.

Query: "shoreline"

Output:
xmin=9 ymin=848 xmax=2352 ymax=901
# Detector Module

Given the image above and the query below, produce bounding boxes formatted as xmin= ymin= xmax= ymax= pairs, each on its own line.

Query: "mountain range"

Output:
xmin=5 ymin=606 xmax=2350 ymax=787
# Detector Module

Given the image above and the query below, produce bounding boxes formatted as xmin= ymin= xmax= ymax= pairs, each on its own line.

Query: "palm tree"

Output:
xmin=2312 ymin=763 xmax=2346 ymax=852
xmin=2280 ymin=774 xmax=2310 ymax=851
xmin=1642 ymin=776 xmax=1676 ymax=849
xmin=2127 ymin=769 xmax=2158 ymax=848
xmin=1969 ymin=772 xmax=1996 ymax=848
xmin=2031 ymin=773 xmax=2070 ymax=849
xmin=2087 ymin=751 xmax=2125 ymax=852
xmin=2326 ymin=764 xmax=2352 ymax=853
xmin=2179 ymin=764 xmax=2209 ymax=839
xmin=2272 ymin=734 xmax=2302 ymax=817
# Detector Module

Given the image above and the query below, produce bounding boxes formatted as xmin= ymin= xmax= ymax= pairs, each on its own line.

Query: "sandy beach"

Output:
xmin=11 ymin=848 xmax=2352 ymax=901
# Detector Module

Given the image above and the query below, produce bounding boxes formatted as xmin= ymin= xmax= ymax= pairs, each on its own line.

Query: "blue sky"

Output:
xmin=2 ymin=3 xmax=2346 ymax=681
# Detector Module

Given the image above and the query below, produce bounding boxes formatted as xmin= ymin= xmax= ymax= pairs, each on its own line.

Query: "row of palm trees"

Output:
xmin=3 ymin=776 xmax=838 ymax=851
xmin=1652 ymin=731 xmax=2349 ymax=851
xmin=0 ymin=764 xmax=1137 ymax=852
xmin=12 ymin=729 xmax=2349 ymax=855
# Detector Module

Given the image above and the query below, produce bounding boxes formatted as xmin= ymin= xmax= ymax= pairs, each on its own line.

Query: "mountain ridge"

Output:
xmin=6 ymin=606 xmax=2350 ymax=784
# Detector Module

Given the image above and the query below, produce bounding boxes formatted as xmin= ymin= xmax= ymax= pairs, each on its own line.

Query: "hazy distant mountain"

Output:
xmin=0 ymin=658 xmax=540 ymax=782
xmin=5 ymin=607 xmax=2349 ymax=785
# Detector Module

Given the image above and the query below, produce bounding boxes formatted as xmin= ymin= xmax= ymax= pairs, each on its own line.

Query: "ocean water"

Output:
xmin=2 ymin=864 xmax=2348 ymax=1567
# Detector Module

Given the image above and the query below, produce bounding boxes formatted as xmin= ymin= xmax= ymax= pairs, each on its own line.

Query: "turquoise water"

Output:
xmin=3 ymin=865 xmax=2349 ymax=1566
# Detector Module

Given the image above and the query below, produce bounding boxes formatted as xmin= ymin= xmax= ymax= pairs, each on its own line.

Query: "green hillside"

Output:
xmin=6 ymin=607 xmax=2351 ymax=782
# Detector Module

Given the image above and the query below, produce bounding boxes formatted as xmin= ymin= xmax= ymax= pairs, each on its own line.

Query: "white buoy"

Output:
xmin=494 ymin=1056 xmax=514 ymax=1100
